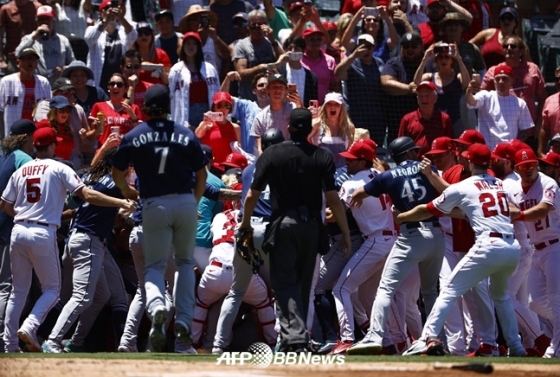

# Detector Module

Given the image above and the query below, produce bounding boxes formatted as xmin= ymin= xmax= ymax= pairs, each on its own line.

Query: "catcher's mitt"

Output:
xmin=235 ymin=228 xmax=263 ymax=274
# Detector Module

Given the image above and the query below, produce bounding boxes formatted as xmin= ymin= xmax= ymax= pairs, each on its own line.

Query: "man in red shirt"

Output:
xmin=398 ymin=81 xmax=453 ymax=157
xmin=417 ymin=0 xmax=472 ymax=49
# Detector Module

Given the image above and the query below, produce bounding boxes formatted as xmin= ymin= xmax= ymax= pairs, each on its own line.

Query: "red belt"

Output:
xmin=17 ymin=219 xmax=50 ymax=227
xmin=534 ymin=238 xmax=560 ymax=251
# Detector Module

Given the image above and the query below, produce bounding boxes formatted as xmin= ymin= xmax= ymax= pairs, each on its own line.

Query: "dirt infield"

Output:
xmin=2 ymin=358 xmax=560 ymax=377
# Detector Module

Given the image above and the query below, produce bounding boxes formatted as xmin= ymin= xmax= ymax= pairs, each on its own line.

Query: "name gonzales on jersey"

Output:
xmin=131 ymin=130 xmax=192 ymax=147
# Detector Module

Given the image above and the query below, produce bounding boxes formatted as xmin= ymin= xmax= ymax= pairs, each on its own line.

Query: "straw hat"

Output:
xmin=439 ymin=12 xmax=471 ymax=30
xmin=178 ymin=5 xmax=218 ymax=33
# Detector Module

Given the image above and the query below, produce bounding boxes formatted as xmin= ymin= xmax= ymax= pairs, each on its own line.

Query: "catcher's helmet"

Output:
xmin=262 ymin=128 xmax=284 ymax=151
xmin=389 ymin=136 xmax=421 ymax=157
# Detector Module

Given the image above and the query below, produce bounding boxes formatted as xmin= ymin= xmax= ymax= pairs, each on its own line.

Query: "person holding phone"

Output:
xmin=131 ymin=22 xmax=171 ymax=85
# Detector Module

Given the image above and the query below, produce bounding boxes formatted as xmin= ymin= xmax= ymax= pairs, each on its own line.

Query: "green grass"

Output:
xmin=1 ymin=353 xmax=559 ymax=364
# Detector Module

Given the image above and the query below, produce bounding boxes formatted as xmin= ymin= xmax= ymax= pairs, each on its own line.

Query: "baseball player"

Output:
xmin=212 ymin=128 xmax=284 ymax=354
xmin=400 ymin=143 xmax=526 ymax=357
xmin=42 ymin=147 xmax=130 ymax=353
xmin=509 ymin=148 xmax=560 ymax=358
xmin=330 ymin=141 xmax=397 ymax=355
xmin=1 ymin=127 xmax=135 ymax=353
xmin=347 ymin=136 xmax=445 ymax=356
xmin=192 ymin=209 xmax=276 ymax=346
xmin=112 ymin=84 xmax=208 ymax=352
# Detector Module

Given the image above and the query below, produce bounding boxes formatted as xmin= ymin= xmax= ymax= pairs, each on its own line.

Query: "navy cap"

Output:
xmin=144 ymin=84 xmax=170 ymax=108
xmin=499 ymin=6 xmax=517 ymax=19
xmin=201 ymin=144 xmax=213 ymax=160
xmin=52 ymin=77 xmax=74 ymax=91
xmin=136 ymin=21 xmax=153 ymax=31
xmin=10 ymin=119 xmax=36 ymax=135
xmin=49 ymin=95 xmax=71 ymax=109
xmin=267 ymin=73 xmax=288 ymax=87
xmin=155 ymin=9 xmax=174 ymax=21
xmin=289 ymin=108 xmax=312 ymax=131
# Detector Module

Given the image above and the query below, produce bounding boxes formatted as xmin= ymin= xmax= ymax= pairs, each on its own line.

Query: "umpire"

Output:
xmin=238 ymin=108 xmax=351 ymax=353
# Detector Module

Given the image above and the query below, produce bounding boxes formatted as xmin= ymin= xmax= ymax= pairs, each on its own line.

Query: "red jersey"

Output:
xmin=140 ymin=48 xmax=172 ymax=85
xmin=90 ymin=101 xmax=142 ymax=145
xmin=21 ymin=79 xmax=35 ymax=121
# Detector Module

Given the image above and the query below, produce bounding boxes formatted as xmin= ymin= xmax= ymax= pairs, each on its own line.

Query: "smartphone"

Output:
xmin=364 ymin=7 xmax=379 ymax=18
xmin=207 ymin=112 xmax=224 ymax=122
xmin=110 ymin=126 xmax=120 ymax=136
xmin=472 ymin=73 xmax=481 ymax=83
xmin=449 ymin=45 xmax=456 ymax=56
xmin=309 ymin=100 xmax=318 ymax=115
xmin=200 ymin=14 xmax=209 ymax=28
xmin=289 ymin=52 xmax=303 ymax=61
xmin=287 ymin=83 xmax=297 ymax=93
xmin=111 ymin=0 xmax=118 ymax=8
xmin=267 ymin=63 xmax=276 ymax=71
xmin=434 ymin=44 xmax=449 ymax=54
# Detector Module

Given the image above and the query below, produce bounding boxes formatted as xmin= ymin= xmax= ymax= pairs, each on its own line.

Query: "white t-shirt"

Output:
xmin=1 ymin=158 xmax=84 ymax=227
xmin=287 ymin=64 xmax=306 ymax=101
xmin=467 ymin=90 xmax=534 ymax=150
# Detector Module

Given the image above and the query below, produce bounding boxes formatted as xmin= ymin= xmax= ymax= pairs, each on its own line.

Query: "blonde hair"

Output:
xmin=354 ymin=128 xmax=370 ymax=140
xmin=317 ymin=98 xmax=355 ymax=142
xmin=336 ymin=13 xmax=354 ymax=41
xmin=47 ymin=108 xmax=73 ymax=136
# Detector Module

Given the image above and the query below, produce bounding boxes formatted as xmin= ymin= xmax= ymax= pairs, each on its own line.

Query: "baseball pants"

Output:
xmin=3 ymin=223 xmax=60 ymax=352
xmin=0 ymin=242 xmax=11 ymax=349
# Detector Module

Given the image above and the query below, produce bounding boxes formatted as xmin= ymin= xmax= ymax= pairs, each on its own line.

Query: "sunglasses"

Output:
xmin=517 ymin=162 xmax=537 ymax=171
xmin=109 ymin=81 xmax=125 ymax=88
xmin=233 ymin=22 xmax=248 ymax=28
xmin=500 ymin=15 xmax=515 ymax=21
xmin=364 ymin=18 xmax=380 ymax=23
xmin=402 ymin=44 xmax=418 ymax=49
xmin=125 ymin=63 xmax=141 ymax=70
xmin=57 ymin=89 xmax=75 ymax=95
xmin=215 ymin=103 xmax=231 ymax=109
xmin=249 ymin=23 xmax=265 ymax=30
xmin=256 ymin=83 xmax=267 ymax=88
xmin=57 ymin=107 xmax=72 ymax=113
xmin=502 ymin=43 xmax=518 ymax=49
xmin=138 ymin=28 xmax=153 ymax=36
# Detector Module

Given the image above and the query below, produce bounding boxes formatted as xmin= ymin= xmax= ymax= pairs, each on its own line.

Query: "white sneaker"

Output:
xmin=149 ymin=307 xmax=168 ymax=352
xmin=118 ymin=344 xmax=138 ymax=352
xmin=346 ymin=340 xmax=382 ymax=355
xmin=42 ymin=340 xmax=63 ymax=353
xmin=212 ymin=347 xmax=224 ymax=355
xmin=403 ymin=337 xmax=445 ymax=356
xmin=17 ymin=328 xmax=42 ymax=352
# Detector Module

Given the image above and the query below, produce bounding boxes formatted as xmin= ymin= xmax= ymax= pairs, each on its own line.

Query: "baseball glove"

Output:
xmin=235 ymin=228 xmax=263 ymax=274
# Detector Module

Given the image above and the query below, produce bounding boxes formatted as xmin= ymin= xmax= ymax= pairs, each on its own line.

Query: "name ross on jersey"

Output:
xmin=21 ymin=164 xmax=49 ymax=177
xmin=390 ymin=165 xmax=419 ymax=178
xmin=474 ymin=180 xmax=503 ymax=191
xmin=131 ymin=131 xmax=190 ymax=147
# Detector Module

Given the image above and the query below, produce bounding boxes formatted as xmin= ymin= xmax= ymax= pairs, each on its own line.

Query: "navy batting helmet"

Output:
xmin=262 ymin=128 xmax=284 ymax=151
xmin=389 ymin=136 xmax=421 ymax=157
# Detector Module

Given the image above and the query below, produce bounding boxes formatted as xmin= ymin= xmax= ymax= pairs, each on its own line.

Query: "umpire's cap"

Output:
xmin=389 ymin=136 xmax=420 ymax=157
xmin=261 ymin=128 xmax=284 ymax=151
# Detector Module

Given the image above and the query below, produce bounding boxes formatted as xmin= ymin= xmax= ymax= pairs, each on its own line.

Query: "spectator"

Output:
xmin=53 ymin=0 xmax=88 ymax=40
xmin=36 ymin=96 xmax=78 ymax=164
xmin=229 ymin=12 xmax=250 ymax=53
xmin=34 ymin=78 xmax=92 ymax=169
xmin=455 ymin=0 xmax=491 ymax=42
xmin=469 ymin=6 xmax=519 ymax=69
xmin=335 ymin=34 xmax=386 ymax=143
xmin=169 ymin=32 xmax=220 ymax=129
xmin=250 ymin=73 xmax=302 ymax=154
xmin=89 ymin=73 xmax=142 ymax=145
xmin=120 ymin=50 xmax=153 ymax=112
xmin=398 ymin=81 xmax=454 ymax=156
xmin=61 ymin=60 xmax=109 ymax=121
xmin=210 ymin=0 xmax=254 ymax=45
xmin=14 ymin=5 xmax=75 ymax=86
xmin=414 ymin=43 xmax=469 ymax=131
xmin=275 ymin=36 xmax=318 ymax=108
xmin=342 ymin=0 xmax=378 ymax=15
xmin=538 ymin=151 xmax=560 ymax=183
xmin=388 ymin=0 xmax=414 ymax=35
xmin=322 ymin=20 xmax=344 ymax=64
xmin=302 ymin=26 xmax=339 ymax=104
xmin=155 ymin=9 xmax=182 ymax=65
xmin=466 ymin=63 xmax=534 ymax=149
xmin=277 ymin=2 xmax=305 ymax=45
xmin=538 ymin=67 xmax=560 ymax=156
xmin=407 ymin=0 xmax=429 ymax=27
xmin=417 ymin=0 xmax=472 ymax=49
xmin=0 ymin=0 xmax=41 ymax=75
xmin=549 ymin=134 xmax=560 ymax=155
xmin=84 ymin=0 xmax=137 ymax=89
xmin=262 ymin=0 xmax=291 ymax=40
xmin=481 ymin=35 xmax=547 ymax=134
xmin=332 ymin=13 xmax=354 ymax=53
xmin=177 ymin=5 xmax=231 ymax=79
xmin=195 ymin=92 xmax=241 ymax=165
xmin=309 ymin=92 xmax=356 ymax=168
xmin=0 ymin=48 xmax=51 ymax=139
xmin=341 ymin=6 xmax=399 ymax=63
xmin=131 ymin=22 xmax=171 ymax=86
xmin=381 ymin=31 xmax=424 ymax=143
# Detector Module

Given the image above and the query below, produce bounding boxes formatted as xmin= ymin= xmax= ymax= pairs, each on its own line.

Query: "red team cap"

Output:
xmin=183 ymin=31 xmax=202 ymax=44
xmin=98 ymin=0 xmax=113 ymax=12
xmin=289 ymin=2 xmax=304 ymax=13
xmin=212 ymin=91 xmax=232 ymax=105
xmin=358 ymin=138 xmax=378 ymax=151
xmin=493 ymin=142 xmax=517 ymax=161
xmin=37 ymin=5 xmax=55 ymax=18
xmin=538 ymin=151 xmax=560 ymax=168
xmin=425 ymin=137 xmax=454 ymax=155
xmin=35 ymin=119 xmax=52 ymax=129
xmin=416 ymin=81 xmax=437 ymax=92
xmin=302 ymin=26 xmax=324 ymax=38
xmin=514 ymin=148 xmax=538 ymax=167
xmin=33 ymin=127 xmax=62 ymax=147
xmin=427 ymin=0 xmax=442 ymax=7
xmin=323 ymin=20 xmax=338 ymax=31
xmin=221 ymin=153 xmax=248 ymax=170
xmin=339 ymin=141 xmax=375 ymax=161
xmin=452 ymin=129 xmax=485 ymax=146
xmin=461 ymin=143 xmax=491 ymax=166
xmin=509 ymin=138 xmax=531 ymax=151
xmin=494 ymin=63 xmax=513 ymax=77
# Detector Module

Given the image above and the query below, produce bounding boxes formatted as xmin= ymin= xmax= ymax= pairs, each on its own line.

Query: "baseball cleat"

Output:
xmin=466 ymin=343 xmax=499 ymax=357
xmin=17 ymin=328 xmax=42 ymax=352
xmin=507 ymin=347 xmax=527 ymax=357
xmin=403 ymin=337 xmax=445 ymax=356
xmin=63 ymin=341 xmax=85 ymax=353
xmin=118 ymin=344 xmax=138 ymax=352
xmin=42 ymin=340 xmax=63 ymax=353
xmin=329 ymin=340 xmax=353 ymax=355
xmin=212 ymin=347 xmax=224 ymax=355
xmin=149 ymin=308 xmax=168 ymax=352
xmin=174 ymin=320 xmax=193 ymax=344
xmin=316 ymin=340 xmax=338 ymax=355
xmin=346 ymin=340 xmax=382 ymax=355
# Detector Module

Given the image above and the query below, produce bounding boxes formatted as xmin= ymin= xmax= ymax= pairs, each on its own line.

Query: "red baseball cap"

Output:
xmin=425 ymin=137 xmax=454 ymax=155
xmin=35 ymin=119 xmax=51 ymax=129
xmin=509 ymin=138 xmax=531 ymax=151
xmin=289 ymin=2 xmax=304 ymax=13
xmin=514 ymin=148 xmax=538 ymax=167
xmin=416 ymin=81 xmax=437 ymax=92
xmin=183 ymin=31 xmax=202 ymax=44
xmin=322 ymin=20 xmax=338 ymax=31
xmin=453 ymin=130 xmax=485 ymax=146
xmin=36 ymin=5 xmax=55 ymax=18
xmin=493 ymin=142 xmax=516 ymax=161
xmin=494 ymin=63 xmax=513 ymax=77
xmin=427 ymin=0 xmax=442 ymax=7
xmin=538 ymin=151 xmax=560 ymax=168
xmin=339 ymin=141 xmax=375 ymax=161
xmin=98 ymin=0 xmax=112 ymax=12
xmin=461 ymin=143 xmax=491 ymax=166
xmin=358 ymin=138 xmax=378 ymax=151
xmin=33 ymin=126 xmax=62 ymax=147
xmin=221 ymin=153 xmax=248 ymax=170
xmin=302 ymin=26 xmax=324 ymax=39
xmin=213 ymin=91 xmax=232 ymax=105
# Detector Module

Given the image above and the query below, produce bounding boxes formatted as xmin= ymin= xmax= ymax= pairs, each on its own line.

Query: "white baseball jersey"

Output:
xmin=1 ymin=158 xmax=84 ymax=227
xmin=429 ymin=174 xmax=514 ymax=236
xmin=339 ymin=169 xmax=394 ymax=236
xmin=209 ymin=209 xmax=240 ymax=265
xmin=502 ymin=172 xmax=531 ymax=248
xmin=508 ymin=172 xmax=560 ymax=244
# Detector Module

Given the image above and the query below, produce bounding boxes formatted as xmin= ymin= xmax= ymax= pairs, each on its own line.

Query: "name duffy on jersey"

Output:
xmin=131 ymin=130 xmax=191 ymax=148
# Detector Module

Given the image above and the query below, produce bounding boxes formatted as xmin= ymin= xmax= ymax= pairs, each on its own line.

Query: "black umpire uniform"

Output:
xmin=239 ymin=108 xmax=351 ymax=352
